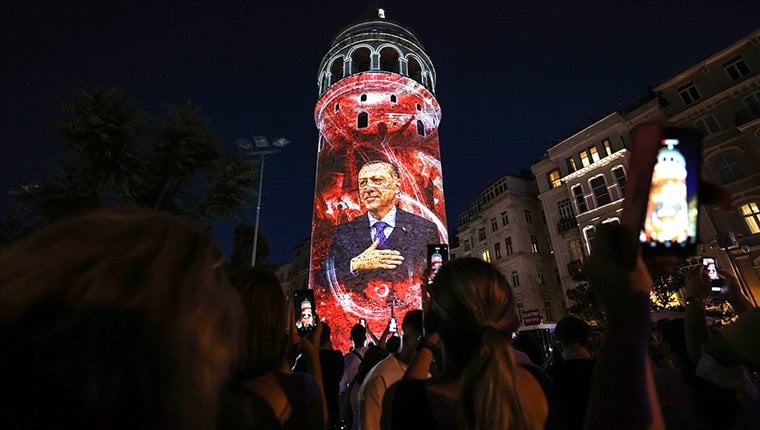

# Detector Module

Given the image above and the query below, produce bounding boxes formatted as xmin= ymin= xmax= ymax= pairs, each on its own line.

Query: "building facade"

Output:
xmin=452 ymin=174 xmax=563 ymax=325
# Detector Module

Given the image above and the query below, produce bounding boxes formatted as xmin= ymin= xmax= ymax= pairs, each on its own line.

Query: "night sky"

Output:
xmin=2 ymin=1 xmax=758 ymax=265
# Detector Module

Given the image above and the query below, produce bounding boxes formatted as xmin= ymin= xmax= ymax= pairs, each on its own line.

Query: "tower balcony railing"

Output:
xmin=556 ymin=216 xmax=579 ymax=234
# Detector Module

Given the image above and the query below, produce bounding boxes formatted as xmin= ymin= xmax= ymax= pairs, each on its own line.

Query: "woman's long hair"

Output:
xmin=0 ymin=208 xmax=242 ymax=429
xmin=428 ymin=257 xmax=527 ymax=430
xmin=228 ymin=268 xmax=288 ymax=376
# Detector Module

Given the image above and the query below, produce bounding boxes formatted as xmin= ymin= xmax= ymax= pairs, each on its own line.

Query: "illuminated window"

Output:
xmin=590 ymin=176 xmax=611 ymax=206
xmin=580 ymin=150 xmax=590 ymax=167
xmin=481 ymin=250 xmax=491 ymax=263
xmin=740 ymin=203 xmax=760 ymax=234
xmin=494 ymin=242 xmax=502 ymax=259
xmin=714 ymin=153 xmax=745 ymax=183
xmin=588 ymin=146 xmax=600 ymax=163
xmin=505 ymin=237 xmax=514 ymax=255
xmin=569 ymin=238 xmax=583 ymax=261
xmin=694 ymin=115 xmax=721 ymax=136
xmin=511 ymin=271 xmax=520 ymax=287
xmin=572 ymin=185 xmax=587 ymax=213
xmin=416 ymin=120 xmax=425 ymax=136
xmin=491 ymin=218 xmax=498 ymax=232
xmin=390 ymin=94 xmax=397 ymax=103
xmin=724 ymin=56 xmax=751 ymax=81
xmin=602 ymin=138 xmax=612 ymax=156
xmin=612 ymin=166 xmax=627 ymax=194
xmin=357 ymin=112 xmax=368 ymax=128
xmin=525 ymin=209 xmax=533 ymax=223
xmin=566 ymin=157 xmax=577 ymax=172
xmin=501 ymin=211 xmax=509 ymax=226
xmin=360 ymin=94 xmax=367 ymax=102
xmin=478 ymin=227 xmax=486 ymax=242
xmin=548 ymin=169 xmax=561 ymax=189
xmin=530 ymin=235 xmax=539 ymax=253
xmin=677 ymin=82 xmax=701 ymax=105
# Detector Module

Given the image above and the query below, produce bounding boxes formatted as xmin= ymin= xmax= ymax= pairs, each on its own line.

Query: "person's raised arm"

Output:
xmin=584 ymin=224 xmax=664 ymax=430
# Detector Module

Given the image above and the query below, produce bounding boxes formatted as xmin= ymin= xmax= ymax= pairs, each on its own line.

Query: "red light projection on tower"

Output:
xmin=311 ymin=68 xmax=447 ymax=351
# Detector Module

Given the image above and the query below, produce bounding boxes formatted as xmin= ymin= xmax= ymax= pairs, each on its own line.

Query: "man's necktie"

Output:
xmin=373 ymin=221 xmax=388 ymax=249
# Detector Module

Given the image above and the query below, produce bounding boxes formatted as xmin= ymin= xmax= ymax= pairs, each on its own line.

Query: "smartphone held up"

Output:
xmin=427 ymin=244 xmax=449 ymax=284
xmin=702 ymin=257 xmax=723 ymax=293
xmin=639 ymin=127 xmax=702 ymax=256
xmin=293 ymin=289 xmax=317 ymax=336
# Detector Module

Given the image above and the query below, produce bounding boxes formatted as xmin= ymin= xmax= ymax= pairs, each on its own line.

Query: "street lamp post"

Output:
xmin=234 ymin=136 xmax=290 ymax=267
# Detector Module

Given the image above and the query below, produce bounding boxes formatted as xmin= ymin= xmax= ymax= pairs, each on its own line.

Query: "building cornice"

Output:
xmin=561 ymin=149 xmax=628 ymax=182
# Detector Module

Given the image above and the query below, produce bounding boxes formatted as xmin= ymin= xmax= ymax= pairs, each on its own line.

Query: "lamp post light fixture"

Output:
xmin=234 ymin=136 xmax=290 ymax=267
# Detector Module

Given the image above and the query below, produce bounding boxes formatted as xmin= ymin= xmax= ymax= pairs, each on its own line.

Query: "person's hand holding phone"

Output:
xmin=718 ymin=270 xmax=754 ymax=315
xmin=683 ymin=266 xmax=710 ymax=304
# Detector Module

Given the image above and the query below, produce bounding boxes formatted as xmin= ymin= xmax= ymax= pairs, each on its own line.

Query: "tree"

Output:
xmin=4 ymin=87 xmax=258 ymax=243
xmin=229 ymin=223 xmax=277 ymax=272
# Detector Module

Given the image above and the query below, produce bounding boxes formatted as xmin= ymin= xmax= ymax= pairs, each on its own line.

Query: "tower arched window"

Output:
xmin=407 ymin=56 xmax=423 ymax=84
xmin=357 ymin=112 xmax=368 ymax=129
xmin=390 ymin=95 xmax=397 ymax=103
xmin=360 ymin=94 xmax=367 ymax=102
xmin=352 ymin=47 xmax=371 ymax=73
xmin=416 ymin=120 xmax=425 ymax=136
xmin=329 ymin=57 xmax=343 ymax=85
xmin=379 ymin=47 xmax=400 ymax=73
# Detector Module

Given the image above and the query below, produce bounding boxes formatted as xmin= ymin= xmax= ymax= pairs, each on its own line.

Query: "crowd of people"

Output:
xmin=2 ymin=207 xmax=758 ymax=429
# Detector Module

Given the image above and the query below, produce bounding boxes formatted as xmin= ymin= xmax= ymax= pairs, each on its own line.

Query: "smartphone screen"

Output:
xmin=702 ymin=257 xmax=722 ymax=292
xmin=427 ymin=244 xmax=449 ymax=284
xmin=640 ymin=127 xmax=701 ymax=256
xmin=389 ymin=316 xmax=397 ymax=333
xmin=293 ymin=289 xmax=317 ymax=335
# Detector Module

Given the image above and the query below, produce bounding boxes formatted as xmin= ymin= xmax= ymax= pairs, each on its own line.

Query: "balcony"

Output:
xmin=735 ymin=103 xmax=760 ymax=127
xmin=556 ymin=216 xmax=578 ymax=234
xmin=567 ymin=260 xmax=585 ymax=282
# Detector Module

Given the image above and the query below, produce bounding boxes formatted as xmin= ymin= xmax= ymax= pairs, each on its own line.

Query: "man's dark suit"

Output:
xmin=327 ymin=207 xmax=440 ymax=293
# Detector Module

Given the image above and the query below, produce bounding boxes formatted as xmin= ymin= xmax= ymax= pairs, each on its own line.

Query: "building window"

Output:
xmin=566 ymin=157 xmax=577 ymax=172
xmin=360 ymin=93 xmax=367 ymax=102
xmin=494 ymin=242 xmax=502 ymax=259
xmin=572 ymin=185 xmax=587 ymax=213
xmin=744 ymin=92 xmax=760 ymax=107
xmin=590 ymin=175 xmax=611 ymax=206
xmin=677 ymin=82 xmax=701 ymax=105
xmin=723 ymin=56 xmax=751 ymax=81
xmin=544 ymin=299 xmax=553 ymax=321
xmin=481 ymin=250 xmax=491 ymax=263
xmin=334 ymin=103 xmax=340 ymax=112
xmin=584 ymin=225 xmax=597 ymax=253
xmin=569 ymin=238 xmax=583 ymax=261
xmin=357 ymin=111 xmax=368 ymax=128
xmin=548 ymin=169 xmax=561 ymax=189
xmin=478 ymin=227 xmax=486 ymax=242
xmin=524 ymin=209 xmax=533 ymax=223
xmin=694 ymin=115 xmax=721 ymax=136
xmin=588 ymin=146 xmax=600 ymax=163
xmin=546 ymin=236 xmax=554 ymax=254
xmin=390 ymin=94 xmax=397 ymax=103
xmin=612 ymin=166 xmax=627 ymax=194
xmin=501 ymin=211 xmax=509 ymax=226
xmin=530 ymin=235 xmax=539 ymax=253
xmin=416 ymin=120 xmax=425 ymax=136
xmin=555 ymin=269 xmax=561 ymax=285
xmin=602 ymin=138 xmax=612 ymax=156
xmin=740 ymin=203 xmax=760 ymax=234
xmin=511 ymin=271 xmax=520 ymax=288
xmin=714 ymin=153 xmax=745 ymax=184
xmin=464 ymin=239 xmax=471 ymax=252
xmin=505 ymin=237 xmax=514 ymax=255
xmin=558 ymin=198 xmax=574 ymax=219
xmin=416 ymin=103 xmax=421 ymax=111
xmin=538 ymin=271 xmax=546 ymax=285
xmin=580 ymin=150 xmax=590 ymax=167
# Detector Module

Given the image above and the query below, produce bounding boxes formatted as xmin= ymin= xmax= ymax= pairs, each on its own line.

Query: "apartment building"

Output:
xmin=452 ymin=173 xmax=562 ymax=324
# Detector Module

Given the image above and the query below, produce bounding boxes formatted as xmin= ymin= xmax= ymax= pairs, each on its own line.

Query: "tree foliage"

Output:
xmin=5 ymin=87 xmax=258 ymax=242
